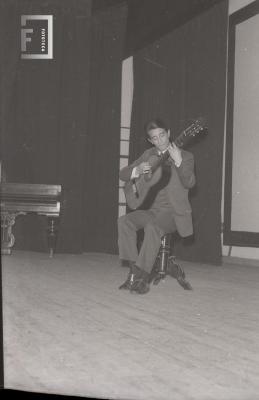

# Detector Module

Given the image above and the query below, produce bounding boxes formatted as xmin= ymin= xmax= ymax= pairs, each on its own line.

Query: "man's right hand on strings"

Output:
xmin=136 ymin=162 xmax=152 ymax=175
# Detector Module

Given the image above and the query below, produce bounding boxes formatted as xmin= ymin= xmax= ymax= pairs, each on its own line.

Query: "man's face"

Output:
xmin=148 ymin=128 xmax=170 ymax=152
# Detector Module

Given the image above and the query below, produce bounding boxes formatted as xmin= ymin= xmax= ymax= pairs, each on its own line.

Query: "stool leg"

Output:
xmin=148 ymin=256 xmax=161 ymax=284
xmin=167 ymin=256 xmax=193 ymax=290
xmin=159 ymin=234 xmax=171 ymax=277
xmin=149 ymin=234 xmax=193 ymax=290
xmin=149 ymin=234 xmax=171 ymax=285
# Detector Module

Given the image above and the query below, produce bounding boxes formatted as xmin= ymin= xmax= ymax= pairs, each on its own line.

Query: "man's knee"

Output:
xmin=118 ymin=214 xmax=134 ymax=231
xmin=144 ymin=222 xmax=163 ymax=236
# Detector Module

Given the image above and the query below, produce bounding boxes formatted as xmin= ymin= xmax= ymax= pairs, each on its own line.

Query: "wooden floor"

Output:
xmin=2 ymin=251 xmax=259 ymax=400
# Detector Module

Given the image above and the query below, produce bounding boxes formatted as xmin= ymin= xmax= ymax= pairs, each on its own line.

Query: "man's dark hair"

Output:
xmin=144 ymin=118 xmax=168 ymax=136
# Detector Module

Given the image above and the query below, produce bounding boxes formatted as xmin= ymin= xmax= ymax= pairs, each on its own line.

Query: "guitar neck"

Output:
xmin=174 ymin=130 xmax=190 ymax=148
xmin=174 ymin=118 xmax=206 ymax=148
xmin=150 ymin=119 xmax=206 ymax=173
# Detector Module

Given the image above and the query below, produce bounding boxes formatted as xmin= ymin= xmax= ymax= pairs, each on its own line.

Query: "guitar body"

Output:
xmin=123 ymin=118 xmax=207 ymax=210
xmin=124 ymin=156 xmax=163 ymax=210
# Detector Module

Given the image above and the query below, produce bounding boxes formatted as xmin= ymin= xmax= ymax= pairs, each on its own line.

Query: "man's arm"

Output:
xmin=119 ymin=150 xmax=151 ymax=182
xmin=174 ymin=151 xmax=195 ymax=189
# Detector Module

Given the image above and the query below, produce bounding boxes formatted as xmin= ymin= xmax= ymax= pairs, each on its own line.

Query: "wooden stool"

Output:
xmin=149 ymin=233 xmax=193 ymax=290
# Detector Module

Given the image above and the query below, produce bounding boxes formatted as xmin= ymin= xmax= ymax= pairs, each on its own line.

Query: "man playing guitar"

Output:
xmin=118 ymin=117 xmax=196 ymax=295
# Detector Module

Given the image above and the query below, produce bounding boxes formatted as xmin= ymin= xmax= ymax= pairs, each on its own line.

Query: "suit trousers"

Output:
xmin=118 ymin=208 xmax=177 ymax=273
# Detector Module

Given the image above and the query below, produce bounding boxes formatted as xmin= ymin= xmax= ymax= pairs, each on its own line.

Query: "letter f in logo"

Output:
xmin=21 ymin=16 xmax=33 ymax=52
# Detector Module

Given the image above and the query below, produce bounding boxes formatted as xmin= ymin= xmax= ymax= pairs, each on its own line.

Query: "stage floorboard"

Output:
xmin=2 ymin=251 xmax=259 ymax=400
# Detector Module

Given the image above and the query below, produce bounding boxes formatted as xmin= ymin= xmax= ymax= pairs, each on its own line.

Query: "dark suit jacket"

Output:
xmin=120 ymin=147 xmax=196 ymax=237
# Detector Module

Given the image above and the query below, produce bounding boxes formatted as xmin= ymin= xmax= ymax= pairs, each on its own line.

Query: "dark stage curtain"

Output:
xmin=130 ymin=0 xmax=228 ymax=265
xmin=1 ymin=0 xmax=92 ymax=253
xmin=0 ymin=0 xmax=21 ymax=173
xmin=1 ymin=0 xmax=127 ymax=254
xmin=83 ymin=4 xmax=127 ymax=254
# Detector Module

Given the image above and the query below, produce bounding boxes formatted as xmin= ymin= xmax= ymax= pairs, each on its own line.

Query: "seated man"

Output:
xmin=118 ymin=118 xmax=196 ymax=294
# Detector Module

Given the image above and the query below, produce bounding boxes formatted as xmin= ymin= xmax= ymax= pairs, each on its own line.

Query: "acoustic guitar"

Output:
xmin=124 ymin=117 xmax=207 ymax=210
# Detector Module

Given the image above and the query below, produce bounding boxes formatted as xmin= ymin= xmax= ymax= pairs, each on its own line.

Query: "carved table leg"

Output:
xmin=1 ymin=212 xmax=17 ymax=255
xmin=47 ymin=217 xmax=58 ymax=258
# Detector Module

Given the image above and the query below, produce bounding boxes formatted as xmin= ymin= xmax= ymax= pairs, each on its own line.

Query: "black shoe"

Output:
xmin=119 ymin=265 xmax=150 ymax=294
xmin=130 ymin=277 xmax=150 ymax=294
xmin=119 ymin=271 xmax=135 ymax=290
xmin=130 ymin=268 xmax=150 ymax=295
